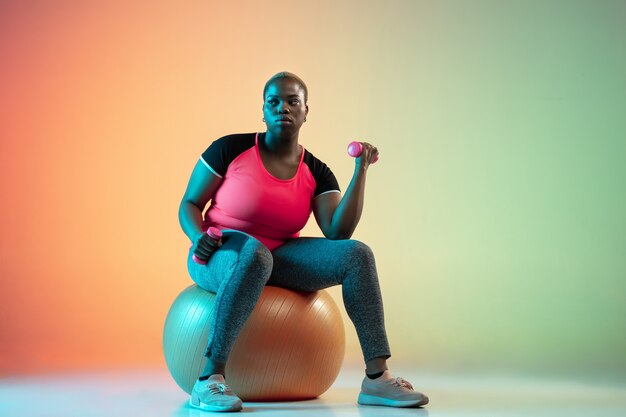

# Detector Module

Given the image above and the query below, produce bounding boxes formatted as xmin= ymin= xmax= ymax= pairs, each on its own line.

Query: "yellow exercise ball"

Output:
xmin=163 ymin=284 xmax=345 ymax=401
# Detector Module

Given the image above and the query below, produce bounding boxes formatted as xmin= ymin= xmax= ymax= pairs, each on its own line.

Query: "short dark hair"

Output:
xmin=263 ymin=72 xmax=308 ymax=103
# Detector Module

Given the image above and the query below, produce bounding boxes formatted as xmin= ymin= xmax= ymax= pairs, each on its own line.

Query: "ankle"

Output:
xmin=366 ymin=370 xmax=385 ymax=379
xmin=365 ymin=356 xmax=389 ymax=375
xmin=198 ymin=373 xmax=224 ymax=381
xmin=201 ymin=359 xmax=226 ymax=379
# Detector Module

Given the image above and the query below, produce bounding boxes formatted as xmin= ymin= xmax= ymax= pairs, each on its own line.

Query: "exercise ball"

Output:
xmin=163 ymin=284 xmax=345 ymax=401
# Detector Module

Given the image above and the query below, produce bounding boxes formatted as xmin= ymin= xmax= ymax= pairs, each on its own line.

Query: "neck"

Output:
xmin=263 ymin=130 xmax=300 ymax=157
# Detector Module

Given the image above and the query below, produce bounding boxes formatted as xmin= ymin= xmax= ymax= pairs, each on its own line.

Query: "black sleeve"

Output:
xmin=303 ymin=151 xmax=341 ymax=197
xmin=200 ymin=133 xmax=256 ymax=177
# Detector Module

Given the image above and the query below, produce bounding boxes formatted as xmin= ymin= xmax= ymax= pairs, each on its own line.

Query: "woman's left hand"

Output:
xmin=355 ymin=142 xmax=379 ymax=169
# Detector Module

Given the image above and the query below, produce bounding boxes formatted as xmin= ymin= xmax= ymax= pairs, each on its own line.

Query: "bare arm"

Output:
xmin=313 ymin=143 xmax=378 ymax=239
xmin=178 ymin=159 xmax=223 ymax=244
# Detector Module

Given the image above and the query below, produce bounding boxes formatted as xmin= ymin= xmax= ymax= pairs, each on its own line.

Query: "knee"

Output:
xmin=240 ymin=238 xmax=273 ymax=279
xmin=338 ymin=240 xmax=379 ymax=288
xmin=345 ymin=239 xmax=375 ymax=262
xmin=330 ymin=239 xmax=376 ymax=273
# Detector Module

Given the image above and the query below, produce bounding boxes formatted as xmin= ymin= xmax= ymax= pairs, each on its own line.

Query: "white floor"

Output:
xmin=1 ymin=366 xmax=625 ymax=417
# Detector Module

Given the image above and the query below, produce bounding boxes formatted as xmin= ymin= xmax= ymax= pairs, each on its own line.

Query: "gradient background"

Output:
xmin=1 ymin=0 xmax=624 ymax=383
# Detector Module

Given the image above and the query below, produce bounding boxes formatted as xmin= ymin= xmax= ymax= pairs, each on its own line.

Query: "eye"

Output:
xmin=289 ymin=100 xmax=300 ymax=105
xmin=266 ymin=99 xmax=278 ymax=105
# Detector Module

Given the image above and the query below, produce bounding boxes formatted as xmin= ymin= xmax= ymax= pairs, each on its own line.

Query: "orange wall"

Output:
xmin=0 ymin=1 xmax=223 ymax=373
xmin=1 ymin=0 xmax=378 ymax=374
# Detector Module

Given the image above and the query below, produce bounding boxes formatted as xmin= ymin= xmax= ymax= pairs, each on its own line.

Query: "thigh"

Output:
xmin=268 ymin=237 xmax=367 ymax=292
xmin=187 ymin=230 xmax=261 ymax=292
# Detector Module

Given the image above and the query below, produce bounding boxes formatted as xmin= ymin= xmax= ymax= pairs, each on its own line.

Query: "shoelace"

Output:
xmin=391 ymin=377 xmax=414 ymax=390
xmin=208 ymin=382 xmax=233 ymax=395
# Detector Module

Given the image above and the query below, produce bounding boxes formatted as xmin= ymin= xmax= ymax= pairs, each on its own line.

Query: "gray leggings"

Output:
xmin=186 ymin=230 xmax=391 ymax=364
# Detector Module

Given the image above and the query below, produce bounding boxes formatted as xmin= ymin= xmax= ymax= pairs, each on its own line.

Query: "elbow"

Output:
xmin=331 ymin=234 xmax=352 ymax=240
xmin=180 ymin=199 xmax=203 ymax=212
xmin=324 ymin=228 xmax=353 ymax=240
xmin=178 ymin=200 xmax=203 ymax=223
xmin=178 ymin=200 xmax=190 ymax=218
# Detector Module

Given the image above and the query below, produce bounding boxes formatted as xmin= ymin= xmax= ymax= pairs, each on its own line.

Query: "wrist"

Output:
xmin=191 ymin=229 xmax=205 ymax=244
xmin=354 ymin=162 xmax=368 ymax=175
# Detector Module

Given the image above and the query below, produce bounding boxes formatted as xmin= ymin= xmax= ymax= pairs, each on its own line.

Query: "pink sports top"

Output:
xmin=198 ymin=132 xmax=340 ymax=250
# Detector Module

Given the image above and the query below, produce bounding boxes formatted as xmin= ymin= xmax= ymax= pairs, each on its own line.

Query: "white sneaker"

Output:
xmin=189 ymin=374 xmax=243 ymax=412
xmin=358 ymin=370 xmax=429 ymax=408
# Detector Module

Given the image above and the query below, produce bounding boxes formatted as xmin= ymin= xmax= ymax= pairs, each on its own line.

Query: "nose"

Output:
xmin=277 ymin=101 xmax=290 ymax=113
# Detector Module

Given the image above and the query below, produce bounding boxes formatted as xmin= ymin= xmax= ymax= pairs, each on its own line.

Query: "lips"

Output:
xmin=276 ymin=117 xmax=293 ymax=123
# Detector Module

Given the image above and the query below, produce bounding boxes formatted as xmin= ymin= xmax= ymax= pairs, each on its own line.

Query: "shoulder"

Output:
xmin=303 ymin=149 xmax=333 ymax=175
xmin=303 ymin=149 xmax=341 ymax=196
xmin=201 ymin=132 xmax=257 ymax=177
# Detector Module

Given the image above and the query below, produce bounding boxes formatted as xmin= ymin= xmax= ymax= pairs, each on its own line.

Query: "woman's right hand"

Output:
xmin=192 ymin=232 xmax=222 ymax=263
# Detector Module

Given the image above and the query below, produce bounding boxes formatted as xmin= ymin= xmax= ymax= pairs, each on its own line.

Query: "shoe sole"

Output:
xmin=189 ymin=397 xmax=243 ymax=412
xmin=358 ymin=392 xmax=429 ymax=408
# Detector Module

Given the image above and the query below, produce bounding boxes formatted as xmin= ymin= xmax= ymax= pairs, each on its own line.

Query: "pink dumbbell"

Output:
xmin=192 ymin=226 xmax=223 ymax=265
xmin=347 ymin=141 xmax=379 ymax=163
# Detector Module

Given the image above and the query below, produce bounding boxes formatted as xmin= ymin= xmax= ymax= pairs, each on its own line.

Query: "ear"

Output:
xmin=305 ymin=104 xmax=309 ymax=116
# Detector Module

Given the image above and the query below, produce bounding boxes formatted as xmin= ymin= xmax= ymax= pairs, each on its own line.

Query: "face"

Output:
xmin=263 ymin=78 xmax=308 ymax=134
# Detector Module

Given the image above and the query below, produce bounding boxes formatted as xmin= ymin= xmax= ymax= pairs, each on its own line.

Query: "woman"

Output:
xmin=178 ymin=72 xmax=428 ymax=412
